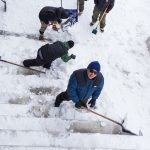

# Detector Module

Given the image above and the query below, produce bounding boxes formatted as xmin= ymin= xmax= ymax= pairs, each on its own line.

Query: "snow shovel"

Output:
xmin=85 ymin=108 xmax=140 ymax=136
xmin=92 ymin=5 xmax=108 ymax=34
xmin=0 ymin=56 xmax=46 ymax=74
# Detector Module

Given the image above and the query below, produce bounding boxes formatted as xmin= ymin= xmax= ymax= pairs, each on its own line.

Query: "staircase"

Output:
xmin=0 ymin=103 xmax=149 ymax=150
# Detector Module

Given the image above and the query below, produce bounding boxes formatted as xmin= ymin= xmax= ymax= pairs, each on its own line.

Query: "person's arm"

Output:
xmin=61 ymin=53 xmax=76 ymax=62
xmin=67 ymin=73 xmax=80 ymax=103
xmin=92 ymin=75 xmax=104 ymax=100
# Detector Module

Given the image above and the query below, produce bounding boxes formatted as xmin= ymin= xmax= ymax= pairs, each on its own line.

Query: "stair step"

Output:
xmin=0 ymin=115 xmax=122 ymax=134
xmin=0 ymin=104 xmax=31 ymax=117
xmin=0 ymin=103 xmax=100 ymax=121
xmin=0 ymin=146 xmax=99 ymax=150
xmin=0 ymin=130 xmax=149 ymax=149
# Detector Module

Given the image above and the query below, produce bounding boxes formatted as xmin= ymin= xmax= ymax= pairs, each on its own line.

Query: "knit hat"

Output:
xmin=87 ymin=61 xmax=101 ymax=72
xmin=67 ymin=40 xmax=74 ymax=49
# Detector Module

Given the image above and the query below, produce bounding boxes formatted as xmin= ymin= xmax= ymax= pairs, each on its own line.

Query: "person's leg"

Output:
xmin=99 ymin=11 xmax=106 ymax=32
xmin=79 ymin=0 xmax=84 ymax=15
xmin=55 ymin=91 xmax=70 ymax=107
xmin=23 ymin=50 xmax=45 ymax=67
xmin=90 ymin=5 xmax=100 ymax=25
xmin=23 ymin=59 xmax=39 ymax=67
xmin=39 ymin=21 xmax=48 ymax=40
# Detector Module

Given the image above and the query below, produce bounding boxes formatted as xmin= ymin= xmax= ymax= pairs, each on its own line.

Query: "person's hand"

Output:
xmin=70 ymin=54 xmax=76 ymax=59
xmin=75 ymin=101 xmax=87 ymax=109
xmin=88 ymin=99 xmax=96 ymax=108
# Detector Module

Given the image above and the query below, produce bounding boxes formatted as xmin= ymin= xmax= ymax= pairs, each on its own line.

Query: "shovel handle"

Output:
xmin=95 ymin=4 xmax=109 ymax=28
xmin=85 ymin=108 xmax=122 ymax=126
xmin=0 ymin=59 xmax=46 ymax=74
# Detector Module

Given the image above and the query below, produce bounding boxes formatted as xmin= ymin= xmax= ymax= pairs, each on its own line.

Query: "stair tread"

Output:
xmin=0 ymin=130 xmax=149 ymax=149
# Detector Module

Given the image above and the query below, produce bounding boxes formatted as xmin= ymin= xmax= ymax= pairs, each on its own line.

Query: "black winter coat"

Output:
xmin=39 ymin=7 xmax=64 ymax=24
xmin=39 ymin=41 xmax=68 ymax=62
xmin=94 ymin=0 xmax=115 ymax=13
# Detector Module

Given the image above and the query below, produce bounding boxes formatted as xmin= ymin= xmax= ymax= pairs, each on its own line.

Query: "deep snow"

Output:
xmin=0 ymin=0 xmax=150 ymax=148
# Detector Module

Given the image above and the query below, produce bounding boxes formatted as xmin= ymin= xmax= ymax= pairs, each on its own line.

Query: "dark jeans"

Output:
xmin=55 ymin=91 xmax=70 ymax=107
xmin=23 ymin=50 xmax=52 ymax=69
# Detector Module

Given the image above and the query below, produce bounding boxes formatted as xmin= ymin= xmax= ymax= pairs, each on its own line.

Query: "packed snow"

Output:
xmin=0 ymin=0 xmax=150 ymax=149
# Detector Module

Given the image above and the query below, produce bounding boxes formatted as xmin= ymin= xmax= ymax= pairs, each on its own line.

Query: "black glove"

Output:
xmin=75 ymin=101 xmax=87 ymax=109
xmin=70 ymin=54 xmax=76 ymax=59
xmin=88 ymin=99 xmax=96 ymax=108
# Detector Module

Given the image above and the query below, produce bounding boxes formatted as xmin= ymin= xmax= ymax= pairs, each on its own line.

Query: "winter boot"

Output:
xmin=23 ymin=60 xmax=30 ymax=67
xmin=54 ymin=94 xmax=63 ymax=107
xmin=100 ymin=28 xmax=104 ymax=33
xmin=39 ymin=34 xmax=44 ymax=41
xmin=90 ymin=22 xmax=95 ymax=26
xmin=78 ymin=11 xmax=83 ymax=16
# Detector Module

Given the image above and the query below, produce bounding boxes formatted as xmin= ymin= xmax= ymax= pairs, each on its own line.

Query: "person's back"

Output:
xmin=38 ymin=7 xmax=69 ymax=40
xmin=40 ymin=41 xmax=68 ymax=61
xmin=23 ymin=40 xmax=75 ymax=69
xmin=39 ymin=6 xmax=57 ymax=24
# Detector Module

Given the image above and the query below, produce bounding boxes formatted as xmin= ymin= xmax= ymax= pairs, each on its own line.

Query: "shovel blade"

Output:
xmin=92 ymin=29 xmax=97 ymax=34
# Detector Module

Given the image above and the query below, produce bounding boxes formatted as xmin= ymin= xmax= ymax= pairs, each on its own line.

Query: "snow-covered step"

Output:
xmin=0 ymin=146 xmax=101 ymax=150
xmin=0 ymin=103 xmax=103 ymax=121
xmin=0 ymin=116 xmax=122 ymax=134
xmin=0 ymin=130 xmax=149 ymax=149
xmin=0 ymin=104 xmax=31 ymax=117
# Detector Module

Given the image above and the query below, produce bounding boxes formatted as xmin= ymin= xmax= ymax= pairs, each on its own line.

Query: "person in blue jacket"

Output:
xmin=55 ymin=61 xmax=104 ymax=108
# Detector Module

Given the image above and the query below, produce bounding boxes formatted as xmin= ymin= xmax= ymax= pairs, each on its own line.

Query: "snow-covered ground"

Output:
xmin=0 ymin=0 xmax=150 ymax=149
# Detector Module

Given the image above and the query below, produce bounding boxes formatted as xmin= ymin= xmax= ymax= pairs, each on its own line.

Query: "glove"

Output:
xmin=75 ymin=101 xmax=87 ymax=109
xmin=70 ymin=54 xmax=76 ymax=59
xmin=88 ymin=99 xmax=96 ymax=108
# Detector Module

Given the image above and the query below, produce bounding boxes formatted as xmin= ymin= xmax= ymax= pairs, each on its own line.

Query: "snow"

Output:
xmin=0 ymin=0 xmax=150 ymax=149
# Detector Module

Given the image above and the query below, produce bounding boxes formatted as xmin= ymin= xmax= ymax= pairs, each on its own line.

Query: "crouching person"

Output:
xmin=39 ymin=6 xmax=69 ymax=40
xmin=55 ymin=61 xmax=104 ymax=108
xmin=23 ymin=40 xmax=75 ymax=69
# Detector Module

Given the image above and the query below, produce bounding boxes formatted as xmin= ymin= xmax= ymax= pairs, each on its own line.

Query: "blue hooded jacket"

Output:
xmin=67 ymin=69 xmax=104 ymax=103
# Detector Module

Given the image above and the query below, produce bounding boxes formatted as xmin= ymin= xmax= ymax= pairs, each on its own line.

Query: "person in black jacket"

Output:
xmin=23 ymin=40 xmax=75 ymax=69
xmin=90 ymin=0 xmax=115 ymax=32
xmin=39 ymin=7 xmax=70 ymax=40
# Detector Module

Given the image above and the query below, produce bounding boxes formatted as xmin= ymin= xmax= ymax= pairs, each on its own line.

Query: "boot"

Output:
xmin=100 ymin=28 xmax=104 ymax=33
xmin=23 ymin=59 xmax=37 ymax=67
xmin=78 ymin=11 xmax=83 ymax=16
xmin=39 ymin=34 xmax=44 ymax=41
xmin=23 ymin=60 xmax=30 ymax=67
xmin=54 ymin=94 xmax=63 ymax=107
xmin=90 ymin=22 xmax=95 ymax=26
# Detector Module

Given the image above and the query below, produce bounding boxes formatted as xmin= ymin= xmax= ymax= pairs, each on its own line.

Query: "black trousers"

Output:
xmin=55 ymin=91 xmax=70 ymax=107
xmin=23 ymin=50 xmax=52 ymax=69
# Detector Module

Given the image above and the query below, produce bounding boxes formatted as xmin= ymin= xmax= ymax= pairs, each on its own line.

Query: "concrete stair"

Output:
xmin=0 ymin=129 xmax=149 ymax=149
xmin=0 ymin=103 xmax=149 ymax=149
